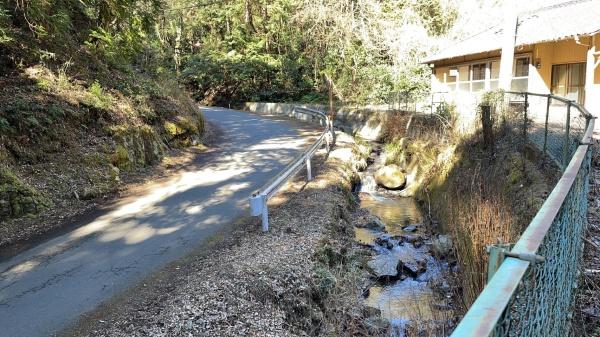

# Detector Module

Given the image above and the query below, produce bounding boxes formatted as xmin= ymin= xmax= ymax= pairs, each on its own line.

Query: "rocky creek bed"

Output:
xmin=352 ymin=143 xmax=458 ymax=337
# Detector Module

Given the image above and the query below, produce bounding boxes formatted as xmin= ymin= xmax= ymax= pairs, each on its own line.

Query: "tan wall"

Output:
xmin=531 ymin=38 xmax=589 ymax=93
xmin=528 ymin=42 xmax=553 ymax=94
xmin=587 ymin=33 xmax=600 ymax=116
xmin=432 ymin=66 xmax=449 ymax=92
xmin=595 ymin=34 xmax=600 ymax=85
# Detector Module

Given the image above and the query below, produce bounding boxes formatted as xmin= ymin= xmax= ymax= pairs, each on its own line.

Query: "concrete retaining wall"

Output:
xmin=243 ymin=102 xmax=392 ymax=140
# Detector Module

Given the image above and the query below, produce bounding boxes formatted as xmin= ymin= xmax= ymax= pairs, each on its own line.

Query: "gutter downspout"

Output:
xmin=499 ymin=1 xmax=518 ymax=90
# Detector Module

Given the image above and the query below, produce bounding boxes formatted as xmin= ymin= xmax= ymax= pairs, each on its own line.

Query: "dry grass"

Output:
xmin=444 ymin=184 xmax=515 ymax=305
xmin=424 ymin=126 xmax=558 ymax=310
xmin=382 ymin=112 xmax=456 ymax=144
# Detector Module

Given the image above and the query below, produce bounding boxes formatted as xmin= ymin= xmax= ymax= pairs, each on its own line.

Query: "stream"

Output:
xmin=354 ymin=144 xmax=456 ymax=337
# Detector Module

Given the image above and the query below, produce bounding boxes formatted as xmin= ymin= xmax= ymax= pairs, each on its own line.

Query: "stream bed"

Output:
xmin=353 ymin=144 xmax=456 ymax=336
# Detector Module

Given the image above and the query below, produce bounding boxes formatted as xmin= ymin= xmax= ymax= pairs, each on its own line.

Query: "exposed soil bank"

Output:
xmin=0 ymin=67 xmax=207 ymax=254
xmin=422 ymin=130 xmax=560 ymax=308
xmin=0 ymin=123 xmax=215 ymax=260
xmin=375 ymin=111 xmax=560 ymax=319
xmin=61 ymin=132 xmax=387 ymax=337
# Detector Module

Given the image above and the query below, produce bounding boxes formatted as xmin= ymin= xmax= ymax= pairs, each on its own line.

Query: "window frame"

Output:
xmin=514 ymin=56 xmax=531 ymax=78
xmin=438 ymin=52 xmax=532 ymax=93
xmin=470 ymin=63 xmax=487 ymax=81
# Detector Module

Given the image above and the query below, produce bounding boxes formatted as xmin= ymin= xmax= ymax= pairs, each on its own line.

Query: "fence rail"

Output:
xmin=450 ymin=91 xmax=595 ymax=337
xmin=248 ymin=106 xmax=334 ymax=231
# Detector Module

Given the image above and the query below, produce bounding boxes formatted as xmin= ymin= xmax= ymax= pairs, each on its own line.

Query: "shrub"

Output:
xmin=0 ymin=9 xmax=12 ymax=44
xmin=48 ymin=104 xmax=65 ymax=121
xmin=313 ymin=266 xmax=337 ymax=300
xmin=84 ymin=81 xmax=114 ymax=110
xmin=111 ymin=144 xmax=131 ymax=170
xmin=0 ymin=117 xmax=12 ymax=134
xmin=435 ymin=101 xmax=457 ymax=123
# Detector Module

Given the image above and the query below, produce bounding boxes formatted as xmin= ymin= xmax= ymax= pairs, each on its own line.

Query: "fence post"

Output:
xmin=431 ymin=93 xmax=434 ymax=114
xmin=523 ymin=92 xmax=528 ymax=147
xmin=486 ymin=243 xmax=512 ymax=283
xmin=305 ymin=156 xmax=312 ymax=181
xmin=563 ymin=101 xmax=572 ymax=168
xmin=543 ymin=95 xmax=551 ymax=156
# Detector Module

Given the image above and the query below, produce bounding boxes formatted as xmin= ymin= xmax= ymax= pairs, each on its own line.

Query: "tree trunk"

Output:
xmin=174 ymin=22 xmax=182 ymax=74
xmin=245 ymin=0 xmax=257 ymax=34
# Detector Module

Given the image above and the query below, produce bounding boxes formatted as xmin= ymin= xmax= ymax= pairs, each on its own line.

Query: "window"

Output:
xmin=491 ymin=61 xmax=500 ymax=79
xmin=471 ymin=63 xmax=486 ymax=81
xmin=515 ymin=57 xmax=530 ymax=77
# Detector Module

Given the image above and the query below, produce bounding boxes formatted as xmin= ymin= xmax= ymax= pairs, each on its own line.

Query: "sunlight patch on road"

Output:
xmin=68 ymin=167 xmax=250 ymax=240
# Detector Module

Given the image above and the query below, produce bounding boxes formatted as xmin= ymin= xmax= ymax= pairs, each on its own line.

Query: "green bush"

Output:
xmin=0 ymin=9 xmax=11 ymax=44
xmin=313 ymin=266 xmax=337 ymax=299
xmin=84 ymin=81 xmax=114 ymax=110
xmin=182 ymin=51 xmax=308 ymax=104
xmin=435 ymin=101 xmax=457 ymax=123
xmin=111 ymin=144 xmax=131 ymax=170
xmin=48 ymin=104 xmax=65 ymax=121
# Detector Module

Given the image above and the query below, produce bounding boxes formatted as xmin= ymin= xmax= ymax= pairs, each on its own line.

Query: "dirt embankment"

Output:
xmin=423 ymin=129 xmax=559 ymax=308
xmin=0 ymin=61 xmax=207 ymax=254
xmin=62 ymin=132 xmax=389 ymax=337
xmin=377 ymin=111 xmax=560 ymax=312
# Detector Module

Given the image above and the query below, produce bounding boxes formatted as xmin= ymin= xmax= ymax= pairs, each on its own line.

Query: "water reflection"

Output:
xmin=358 ymin=193 xmax=423 ymax=236
xmin=365 ymin=279 xmax=438 ymax=321
xmin=354 ymin=227 xmax=380 ymax=245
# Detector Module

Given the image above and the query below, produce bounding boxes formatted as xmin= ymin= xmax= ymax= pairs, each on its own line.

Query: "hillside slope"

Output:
xmin=0 ymin=3 xmax=205 ymax=250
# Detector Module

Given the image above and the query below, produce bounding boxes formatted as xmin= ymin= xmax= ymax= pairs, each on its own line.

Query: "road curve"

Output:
xmin=0 ymin=107 xmax=316 ymax=337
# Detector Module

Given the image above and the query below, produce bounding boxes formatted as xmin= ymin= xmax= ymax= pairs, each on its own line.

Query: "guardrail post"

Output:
xmin=250 ymin=194 xmax=269 ymax=232
xmin=305 ymin=156 xmax=312 ymax=181
xmin=563 ymin=101 xmax=572 ymax=168
xmin=543 ymin=95 xmax=551 ymax=156
xmin=261 ymin=196 xmax=269 ymax=232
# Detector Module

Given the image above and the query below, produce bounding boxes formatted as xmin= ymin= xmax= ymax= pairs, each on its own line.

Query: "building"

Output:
xmin=424 ymin=0 xmax=600 ymax=116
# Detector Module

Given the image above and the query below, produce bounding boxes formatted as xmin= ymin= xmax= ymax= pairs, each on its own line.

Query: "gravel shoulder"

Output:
xmin=61 ymin=132 xmax=384 ymax=337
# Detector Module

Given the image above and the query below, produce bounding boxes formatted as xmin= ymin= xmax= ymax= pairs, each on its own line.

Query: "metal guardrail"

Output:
xmin=450 ymin=91 xmax=595 ymax=337
xmin=248 ymin=106 xmax=334 ymax=231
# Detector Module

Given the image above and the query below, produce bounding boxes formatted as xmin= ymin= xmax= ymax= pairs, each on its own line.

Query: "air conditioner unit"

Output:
xmin=449 ymin=68 xmax=458 ymax=77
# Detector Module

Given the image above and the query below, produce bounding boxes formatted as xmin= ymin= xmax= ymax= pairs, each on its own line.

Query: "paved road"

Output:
xmin=0 ymin=108 xmax=315 ymax=337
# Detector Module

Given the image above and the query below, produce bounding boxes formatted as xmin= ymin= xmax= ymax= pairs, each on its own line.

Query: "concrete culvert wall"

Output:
xmin=243 ymin=102 xmax=399 ymax=141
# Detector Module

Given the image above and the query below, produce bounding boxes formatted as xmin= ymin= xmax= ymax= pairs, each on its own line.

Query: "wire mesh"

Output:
xmin=492 ymin=149 xmax=590 ymax=337
xmin=450 ymin=91 xmax=593 ymax=337
xmin=499 ymin=92 xmax=588 ymax=170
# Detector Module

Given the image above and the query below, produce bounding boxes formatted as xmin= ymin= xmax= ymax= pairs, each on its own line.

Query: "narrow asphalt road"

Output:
xmin=0 ymin=107 xmax=316 ymax=337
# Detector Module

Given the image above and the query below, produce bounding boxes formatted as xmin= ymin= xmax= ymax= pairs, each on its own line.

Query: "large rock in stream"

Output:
xmin=367 ymin=245 xmax=427 ymax=278
xmin=374 ymin=164 xmax=406 ymax=190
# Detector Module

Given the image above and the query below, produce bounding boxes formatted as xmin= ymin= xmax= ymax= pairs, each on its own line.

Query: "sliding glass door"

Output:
xmin=551 ymin=63 xmax=586 ymax=104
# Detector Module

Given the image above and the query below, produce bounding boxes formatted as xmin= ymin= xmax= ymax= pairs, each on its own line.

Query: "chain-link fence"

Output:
xmin=501 ymin=92 xmax=590 ymax=170
xmin=450 ymin=91 xmax=595 ymax=337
